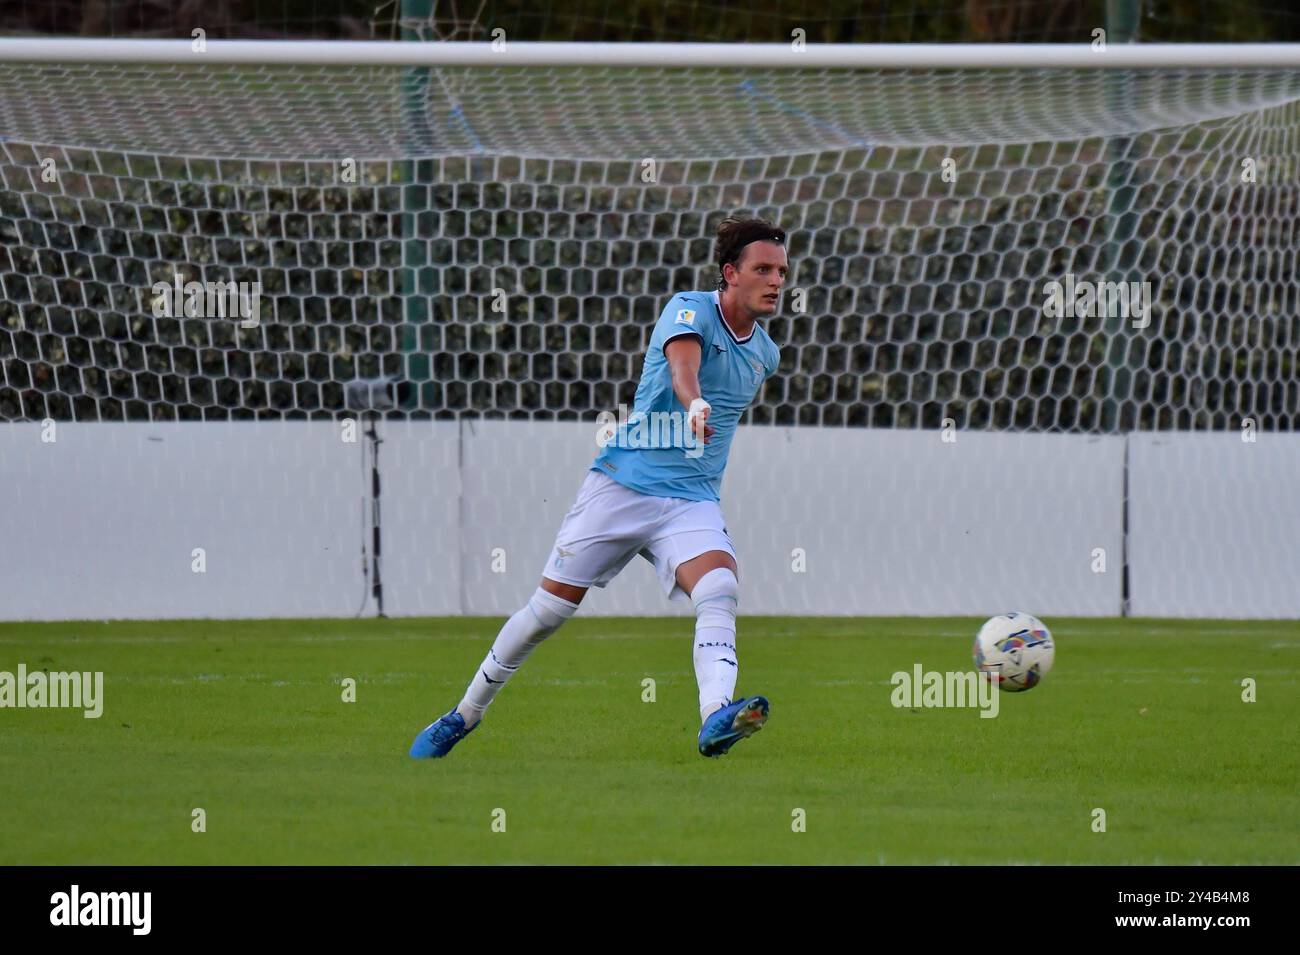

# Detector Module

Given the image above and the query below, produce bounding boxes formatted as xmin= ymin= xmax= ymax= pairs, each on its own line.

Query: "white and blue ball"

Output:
xmin=972 ymin=612 xmax=1055 ymax=692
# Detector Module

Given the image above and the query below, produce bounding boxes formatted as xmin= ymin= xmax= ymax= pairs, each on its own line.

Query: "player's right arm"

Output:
xmin=665 ymin=336 xmax=714 ymax=443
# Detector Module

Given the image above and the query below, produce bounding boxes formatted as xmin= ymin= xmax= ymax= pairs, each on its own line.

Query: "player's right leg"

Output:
xmin=453 ymin=577 xmax=586 ymax=729
xmin=538 ymin=577 xmax=587 ymax=604
xmin=409 ymin=470 xmax=648 ymax=759
xmin=408 ymin=577 xmax=583 ymax=758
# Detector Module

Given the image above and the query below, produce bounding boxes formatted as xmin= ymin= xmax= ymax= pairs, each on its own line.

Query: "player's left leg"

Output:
xmin=676 ymin=550 xmax=770 ymax=756
xmin=646 ymin=506 xmax=771 ymax=757
xmin=676 ymin=550 xmax=742 ymax=722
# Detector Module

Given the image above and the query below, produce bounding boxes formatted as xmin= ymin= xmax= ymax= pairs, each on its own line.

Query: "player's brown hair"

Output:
xmin=714 ymin=216 xmax=786 ymax=290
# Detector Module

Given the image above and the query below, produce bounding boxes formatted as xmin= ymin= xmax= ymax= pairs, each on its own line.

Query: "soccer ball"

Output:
xmin=972 ymin=612 xmax=1055 ymax=692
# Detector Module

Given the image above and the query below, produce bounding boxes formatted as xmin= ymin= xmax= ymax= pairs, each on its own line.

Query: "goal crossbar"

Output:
xmin=1 ymin=39 xmax=1300 ymax=69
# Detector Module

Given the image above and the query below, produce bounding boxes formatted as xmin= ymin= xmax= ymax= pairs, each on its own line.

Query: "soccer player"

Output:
xmin=410 ymin=216 xmax=787 ymax=759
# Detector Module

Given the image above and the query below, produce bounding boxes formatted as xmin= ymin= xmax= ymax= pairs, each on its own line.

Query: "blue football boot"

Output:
xmin=698 ymin=695 xmax=769 ymax=758
xmin=409 ymin=708 xmax=477 ymax=758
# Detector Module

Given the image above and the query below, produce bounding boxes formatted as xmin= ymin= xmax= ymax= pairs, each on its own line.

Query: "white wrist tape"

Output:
xmin=688 ymin=397 xmax=711 ymax=426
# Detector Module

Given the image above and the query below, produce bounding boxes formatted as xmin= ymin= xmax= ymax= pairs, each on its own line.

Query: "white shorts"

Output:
xmin=542 ymin=469 xmax=737 ymax=602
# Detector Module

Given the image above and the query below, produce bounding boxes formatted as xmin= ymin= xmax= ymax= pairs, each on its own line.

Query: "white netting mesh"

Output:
xmin=2 ymin=64 xmax=1300 ymax=157
xmin=1 ymin=61 xmax=1297 ymax=429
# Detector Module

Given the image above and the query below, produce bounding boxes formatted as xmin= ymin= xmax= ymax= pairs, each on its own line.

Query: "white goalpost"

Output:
xmin=2 ymin=38 xmax=1300 ymax=66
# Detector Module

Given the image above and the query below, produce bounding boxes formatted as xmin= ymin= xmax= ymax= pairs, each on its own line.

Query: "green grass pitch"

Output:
xmin=0 ymin=616 xmax=1295 ymax=865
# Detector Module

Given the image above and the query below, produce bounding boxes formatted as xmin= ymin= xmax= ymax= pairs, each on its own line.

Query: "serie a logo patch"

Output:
xmin=674 ymin=309 xmax=695 ymax=326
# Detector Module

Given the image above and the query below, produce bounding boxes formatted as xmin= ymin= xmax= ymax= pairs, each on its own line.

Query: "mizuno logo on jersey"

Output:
xmin=712 ymin=343 xmax=725 ymax=354
xmin=674 ymin=309 xmax=696 ymax=327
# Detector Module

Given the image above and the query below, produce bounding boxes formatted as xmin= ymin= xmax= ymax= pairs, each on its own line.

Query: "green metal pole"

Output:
xmin=1102 ymin=0 xmax=1141 ymax=433
xmin=400 ymin=0 xmax=433 ymax=411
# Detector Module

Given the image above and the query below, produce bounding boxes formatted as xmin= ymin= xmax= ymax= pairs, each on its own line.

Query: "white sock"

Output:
xmin=691 ymin=567 xmax=739 ymax=724
xmin=456 ymin=587 xmax=579 ymax=727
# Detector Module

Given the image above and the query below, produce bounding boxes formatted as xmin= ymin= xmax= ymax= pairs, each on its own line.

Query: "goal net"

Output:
xmin=1 ymin=40 xmax=1298 ymax=620
xmin=2 ymin=43 xmax=1297 ymax=431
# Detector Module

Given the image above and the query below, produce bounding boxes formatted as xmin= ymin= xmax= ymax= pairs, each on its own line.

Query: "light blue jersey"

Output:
xmin=591 ymin=289 xmax=781 ymax=502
